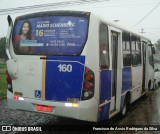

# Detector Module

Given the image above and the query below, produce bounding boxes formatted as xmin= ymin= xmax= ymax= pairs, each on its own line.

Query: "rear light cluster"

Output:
xmin=6 ymin=70 xmax=13 ymax=92
xmin=81 ymin=67 xmax=95 ymax=100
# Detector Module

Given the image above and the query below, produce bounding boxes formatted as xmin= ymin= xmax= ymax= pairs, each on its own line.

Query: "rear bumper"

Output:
xmin=7 ymin=90 xmax=98 ymax=122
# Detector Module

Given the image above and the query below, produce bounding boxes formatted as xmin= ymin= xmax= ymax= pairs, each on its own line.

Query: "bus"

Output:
xmin=6 ymin=11 xmax=155 ymax=122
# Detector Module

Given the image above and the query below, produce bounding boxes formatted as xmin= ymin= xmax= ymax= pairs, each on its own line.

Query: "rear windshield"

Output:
xmin=12 ymin=16 xmax=89 ymax=55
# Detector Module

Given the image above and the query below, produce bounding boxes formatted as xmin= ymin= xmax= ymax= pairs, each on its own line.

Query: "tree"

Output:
xmin=155 ymin=39 xmax=160 ymax=51
xmin=0 ymin=37 xmax=7 ymax=59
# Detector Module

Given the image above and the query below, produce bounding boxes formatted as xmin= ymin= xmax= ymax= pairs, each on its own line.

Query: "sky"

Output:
xmin=0 ymin=0 xmax=160 ymax=43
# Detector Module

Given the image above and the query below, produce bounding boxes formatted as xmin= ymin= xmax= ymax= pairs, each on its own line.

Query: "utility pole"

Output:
xmin=140 ymin=29 xmax=145 ymax=34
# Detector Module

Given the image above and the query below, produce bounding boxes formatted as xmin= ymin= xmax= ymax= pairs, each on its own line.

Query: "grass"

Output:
xmin=0 ymin=64 xmax=7 ymax=98
xmin=0 ymin=64 xmax=7 ymax=69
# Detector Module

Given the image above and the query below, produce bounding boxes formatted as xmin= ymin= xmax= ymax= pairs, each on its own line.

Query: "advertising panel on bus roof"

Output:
xmin=12 ymin=16 xmax=89 ymax=55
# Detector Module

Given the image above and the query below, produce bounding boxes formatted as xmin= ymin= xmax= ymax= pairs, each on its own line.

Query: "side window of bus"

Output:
xmin=99 ymin=23 xmax=109 ymax=69
xmin=122 ymin=31 xmax=131 ymax=66
xmin=136 ymin=37 xmax=141 ymax=65
xmin=148 ymin=46 xmax=154 ymax=69
xmin=131 ymin=35 xmax=141 ymax=66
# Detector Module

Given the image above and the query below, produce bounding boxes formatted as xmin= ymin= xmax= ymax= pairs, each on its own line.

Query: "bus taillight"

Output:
xmin=81 ymin=67 xmax=95 ymax=100
xmin=85 ymin=74 xmax=93 ymax=81
xmin=6 ymin=70 xmax=13 ymax=92
xmin=84 ymin=82 xmax=91 ymax=89
xmin=6 ymin=76 xmax=11 ymax=83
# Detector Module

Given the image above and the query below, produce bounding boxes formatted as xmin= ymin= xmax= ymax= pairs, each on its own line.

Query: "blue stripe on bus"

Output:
xmin=98 ymin=70 xmax=111 ymax=121
xmin=45 ymin=56 xmax=85 ymax=101
xmin=122 ymin=67 xmax=132 ymax=93
xmin=98 ymin=103 xmax=110 ymax=121
xmin=100 ymin=70 xmax=112 ymax=102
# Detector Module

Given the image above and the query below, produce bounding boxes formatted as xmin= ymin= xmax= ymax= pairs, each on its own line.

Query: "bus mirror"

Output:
xmin=151 ymin=46 xmax=156 ymax=54
xmin=149 ymin=44 xmax=156 ymax=54
xmin=6 ymin=15 xmax=13 ymax=60
xmin=7 ymin=15 xmax=13 ymax=27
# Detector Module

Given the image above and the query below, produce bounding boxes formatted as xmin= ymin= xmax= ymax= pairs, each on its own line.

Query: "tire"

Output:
xmin=153 ymin=80 xmax=156 ymax=90
xmin=148 ymin=81 xmax=151 ymax=91
xmin=120 ymin=98 xmax=128 ymax=117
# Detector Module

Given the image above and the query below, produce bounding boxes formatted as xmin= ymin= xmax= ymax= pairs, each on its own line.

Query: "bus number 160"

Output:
xmin=58 ymin=64 xmax=72 ymax=72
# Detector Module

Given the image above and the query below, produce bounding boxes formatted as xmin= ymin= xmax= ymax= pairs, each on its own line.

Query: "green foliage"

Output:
xmin=0 ymin=64 xmax=6 ymax=69
xmin=0 ymin=70 xmax=7 ymax=97
xmin=0 ymin=37 xmax=7 ymax=59
xmin=155 ymin=39 xmax=160 ymax=51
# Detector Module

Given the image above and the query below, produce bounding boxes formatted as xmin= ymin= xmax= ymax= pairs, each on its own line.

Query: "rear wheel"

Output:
xmin=153 ymin=80 xmax=156 ymax=90
xmin=148 ymin=81 xmax=151 ymax=91
xmin=121 ymin=99 xmax=127 ymax=116
xmin=148 ymin=80 xmax=155 ymax=90
xmin=120 ymin=94 xmax=130 ymax=117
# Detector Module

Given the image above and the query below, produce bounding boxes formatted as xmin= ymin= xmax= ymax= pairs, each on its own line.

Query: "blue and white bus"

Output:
xmin=6 ymin=11 xmax=155 ymax=122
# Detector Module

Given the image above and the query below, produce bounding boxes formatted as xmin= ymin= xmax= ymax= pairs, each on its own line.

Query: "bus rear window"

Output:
xmin=12 ymin=16 xmax=89 ymax=55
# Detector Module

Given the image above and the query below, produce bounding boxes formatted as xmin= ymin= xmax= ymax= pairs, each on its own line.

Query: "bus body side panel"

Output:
xmin=45 ymin=56 xmax=85 ymax=101
xmin=98 ymin=70 xmax=111 ymax=121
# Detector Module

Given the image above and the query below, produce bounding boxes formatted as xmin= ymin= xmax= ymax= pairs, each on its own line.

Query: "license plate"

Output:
xmin=36 ymin=104 xmax=52 ymax=113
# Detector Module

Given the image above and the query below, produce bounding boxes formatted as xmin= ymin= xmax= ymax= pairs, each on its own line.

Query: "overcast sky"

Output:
xmin=0 ymin=0 xmax=160 ymax=43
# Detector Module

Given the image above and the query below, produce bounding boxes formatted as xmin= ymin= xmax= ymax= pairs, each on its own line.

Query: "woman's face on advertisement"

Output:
xmin=22 ymin=23 xmax=29 ymax=35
